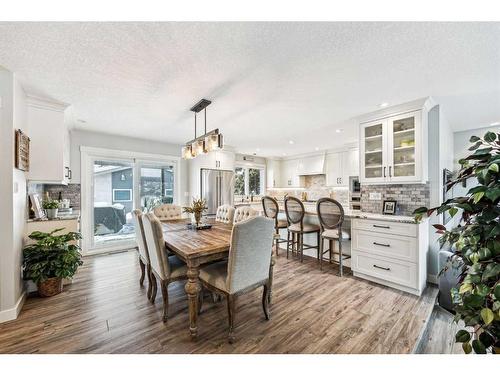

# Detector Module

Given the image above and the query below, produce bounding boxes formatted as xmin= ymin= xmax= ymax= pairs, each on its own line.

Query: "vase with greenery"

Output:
xmin=414 ymin=130 xmax=499 ymax=354
xmin=42 ymin=199 xmax=59 ymax=219
xmin=183 ymin=198 xmax=207 ymax=226
xmin=23 ymin=228 xmax=83 ymax=297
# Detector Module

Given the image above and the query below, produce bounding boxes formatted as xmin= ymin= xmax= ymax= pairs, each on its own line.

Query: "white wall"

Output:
xmin=0 ymin=68 xmax=27 ymax=322
xmin=70 ymin=129 xmax=189 ymax=205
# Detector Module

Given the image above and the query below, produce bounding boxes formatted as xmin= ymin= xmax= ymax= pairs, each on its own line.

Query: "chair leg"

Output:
xmin=198 ymin=285 xmax=204 ymax=314
xmin=329 ymin=239 xmax=334 ymax=264
xmin=268 ymin=257 xmax=275 ymax=305
xmin=146 ymin=264 xmax=153 ymax=300
xmin=138 ymin=258 xmax=145 ymax=286
xmin=275 ymin=230 xmax=279 ymax=256
xmin=160 ymin=280 xmax=169 ymax=322
xmin=262 ymin=282 xmax=270 ymax=320
xmin=150 ymin=273 xmax=157 ymax=304
xmin=227 ymin=295 xmax=236 ymax=343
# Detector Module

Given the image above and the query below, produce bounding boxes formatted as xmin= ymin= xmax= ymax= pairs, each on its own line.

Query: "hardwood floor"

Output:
xmin=0 ymin=249 xmax=439 ymax=354
xmin=416 ymin=305 xmax=463 ymax=354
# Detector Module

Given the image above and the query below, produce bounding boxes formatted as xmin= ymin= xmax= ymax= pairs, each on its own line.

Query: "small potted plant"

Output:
xmin=23 ymin=228 xmax=83 ymax=297
xmin=42 ymin=199 xmax=59 ymax=219
xmin=183 ymin=197 xmax=207 ymax=227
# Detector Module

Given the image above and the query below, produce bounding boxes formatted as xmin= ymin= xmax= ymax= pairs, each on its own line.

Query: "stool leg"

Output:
xmin=319 ymin=237 xmax=323 ymax=270
xmin=316 ymin=231 xmax=320 ymax=262
xmin=286 ymin=231 xmax=290 ymax=259
xmin=300 ymin=233 xmax=304 ymax=263
xmin=329 ymin=239 xmax=333 ymax=264
xmin=339 ymin=240 xmax=343 ymax=277
xmin=275 ymin=229 xmax=279 ymax=256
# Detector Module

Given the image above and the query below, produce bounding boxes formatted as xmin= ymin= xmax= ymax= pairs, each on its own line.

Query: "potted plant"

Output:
xmin=414 ymin=130 xmax=499 ymax=354
xmin=23 ymin=228 xmax=83 ymax=297
xmin=183 ymin=197 xmax=207 ymax=227
xmin=42 ymin=199 xmax=59 ymax=219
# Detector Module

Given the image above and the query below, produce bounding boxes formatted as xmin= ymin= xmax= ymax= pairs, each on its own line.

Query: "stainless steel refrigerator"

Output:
xmin=200 ymin=168 xmax=234 ymax=216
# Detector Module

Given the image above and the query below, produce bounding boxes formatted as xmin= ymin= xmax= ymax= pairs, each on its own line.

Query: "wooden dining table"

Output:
xmin=161 ymin=218 xmax=233 ymax=340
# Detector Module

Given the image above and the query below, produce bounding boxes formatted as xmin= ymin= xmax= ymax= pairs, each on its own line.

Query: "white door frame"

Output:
xmin=80 ymin=146 xmax=181 ymax=256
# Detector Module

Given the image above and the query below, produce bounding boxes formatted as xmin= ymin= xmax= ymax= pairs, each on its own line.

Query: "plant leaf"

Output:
xmin=462 ymin=341 xmax=472 ymax=354
xmin=472 ymin=339 xmax=487 ymax=354
xmin=480 ymin=308 xmax=494 ymax=325
xmin=455 ymin=329 xmax=471 ymax=343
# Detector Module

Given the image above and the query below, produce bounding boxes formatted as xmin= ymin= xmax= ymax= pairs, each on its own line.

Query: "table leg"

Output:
xmin=185 ymin=265 xmax=201 ymax=340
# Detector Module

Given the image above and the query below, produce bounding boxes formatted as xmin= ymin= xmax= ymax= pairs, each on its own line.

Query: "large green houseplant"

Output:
xmin=23 ymin=228 xmax=83 ymax=297
xmin=414 ymin=131 xmax=500 ymax=354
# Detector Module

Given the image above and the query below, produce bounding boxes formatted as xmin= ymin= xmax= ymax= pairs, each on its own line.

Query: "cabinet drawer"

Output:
xmin=352 ymin=230 xmax=417 ymax=262
xmin=352 ymin=251 xmax=417 ymax=288
xmin=352 ymin=219 xmax=417 ymax=237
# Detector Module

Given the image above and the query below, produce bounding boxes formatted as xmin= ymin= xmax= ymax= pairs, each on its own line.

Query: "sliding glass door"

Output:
xmin=82 ymin=148 xmax=179 ymax=255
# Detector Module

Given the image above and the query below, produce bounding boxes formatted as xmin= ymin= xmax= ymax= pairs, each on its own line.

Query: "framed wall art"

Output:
xmin=15 ymin=129 xmax=30 ymax=172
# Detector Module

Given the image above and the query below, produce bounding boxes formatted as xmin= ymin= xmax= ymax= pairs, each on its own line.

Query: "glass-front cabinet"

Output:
xmin=360 ymin=110 xmax=423 ymax=184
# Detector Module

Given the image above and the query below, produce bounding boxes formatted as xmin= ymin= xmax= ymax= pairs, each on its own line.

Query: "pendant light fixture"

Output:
xmin=181 ymin=99 xmax=224 ymax=159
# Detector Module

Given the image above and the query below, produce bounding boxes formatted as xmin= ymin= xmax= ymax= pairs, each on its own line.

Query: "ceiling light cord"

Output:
xmin=204 ymin=108 xmax=207 ymax=135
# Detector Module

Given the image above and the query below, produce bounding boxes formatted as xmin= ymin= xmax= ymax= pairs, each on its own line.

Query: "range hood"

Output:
xmin=296 ymin=154 xmax=325 ymax=175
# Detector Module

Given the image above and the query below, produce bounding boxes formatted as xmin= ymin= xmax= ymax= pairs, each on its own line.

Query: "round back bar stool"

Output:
xmin=261 ymin=196 xmax=288 ymax=255
xmin=284 ymin=196 xmax=320 ymax=262
xmin=316 ymin=197 xmax=351 ymax=275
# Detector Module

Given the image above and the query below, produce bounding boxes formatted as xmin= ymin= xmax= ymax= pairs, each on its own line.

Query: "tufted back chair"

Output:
xmin=142 ymin=213 xmax=171 ymax=280
xmin=132 ymin=209 xmax=149 ymax=263
xmin=226 ymin=216 xmax=275 ymax=294
xmin=233 ymin=206 xmax=258 ymax=224
xmin=153 ymin=204 xmax=182 ymax=221
xmin=216 ymin=205 xmax=235 ymax=224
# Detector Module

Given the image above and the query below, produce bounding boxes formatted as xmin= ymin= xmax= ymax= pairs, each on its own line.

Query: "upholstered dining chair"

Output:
xmin=142 ymin=212 xmax=189 ymax=321
xmin=316 ymin=198 xmax=351 ymax=276
xmin=233 ymin=206 xmax=257 ymax=224
xmin=261 ymin=196 xmax=288 ymax=255
xmin=132 ymin=209 xmax=153 ymax=300
xmin=198 ymin=216 xmax=275 ymax=343
xmin=284 ymin=196 xmax=320 ymax=262
xmin=215 ymin=204 xmax=235 ymax=224
xmin=153 ymin=204 xmax=182 ymax=221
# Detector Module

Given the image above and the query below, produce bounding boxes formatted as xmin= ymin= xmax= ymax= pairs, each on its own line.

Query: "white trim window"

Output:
xmin=234 ymin=165 xmax=265 ymax=196
xmin=112 ymin=188 xmax=132 ymax=202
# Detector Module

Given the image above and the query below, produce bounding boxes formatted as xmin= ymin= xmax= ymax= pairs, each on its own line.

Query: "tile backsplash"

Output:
xmin=360 ymin=183 xmax=430 ymax=216
xmin=27 ymin=183 xmax=81 ymax=210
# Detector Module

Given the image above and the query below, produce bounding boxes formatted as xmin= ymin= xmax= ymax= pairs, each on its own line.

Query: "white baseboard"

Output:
xmin=427 ymin=274 xmax=438 ymax=285
xmin=0 ymin=291 xmax=26 ymax=323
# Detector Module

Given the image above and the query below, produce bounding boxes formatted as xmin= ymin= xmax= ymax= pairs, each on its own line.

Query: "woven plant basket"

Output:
xmin=37 ymin=277 xmax=63 ymax=297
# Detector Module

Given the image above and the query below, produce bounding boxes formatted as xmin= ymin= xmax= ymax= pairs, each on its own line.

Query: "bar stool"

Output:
xmin=284 ymin=196 xmax=320 ymax=262
xmin=316 ymin=197 xmax=351 ymax=276
xmin=262 ymin=196 xmax=289 ymax=255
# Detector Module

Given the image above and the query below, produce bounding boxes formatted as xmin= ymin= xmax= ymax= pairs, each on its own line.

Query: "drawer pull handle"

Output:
xmin=373 ymin=242 xmax=390 ymax=247
xmin=373 ymin=264 xmax=390 ymax=271
xmin=373 ymin=224 xmax=390 ymax=229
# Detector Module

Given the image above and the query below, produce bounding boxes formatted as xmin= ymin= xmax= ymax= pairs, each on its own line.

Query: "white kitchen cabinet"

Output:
xmin=27 ymin=95 xmax=71 ymax=184
xmin=360 ymin=106 xmax=427 ymax=185
xmin=296 ymin=154 xmax=325 ymax=175
xmin=266 ymin=159 xmax=281 ymax=188
xmin=351 ymin=218 xmax=428 ymax=296
xmin=280 ymin=159 xmax=300 ymax=187
xmin=195 ymin=150 xmax=235 ymax=171
xmin=342 ymin=148 xmax=359 ymax=182
xmin=325 ymin=152 xmax=344 ymax=186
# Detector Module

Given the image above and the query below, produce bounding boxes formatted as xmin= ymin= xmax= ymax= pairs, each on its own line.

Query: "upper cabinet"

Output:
xmin=360 ymin=100 xmax=430 ymax=185
xmin=195 ymin=150 xmax=235 ymax=171
xmin=280 ymin=159 xmax=301 ymax=187
xmin=266 ymin=159 xmax=281 ymax=188
xmin=325 ymin=148 xmax=359 ymax=187
xmin=27 ymin=95 xmax=72 ymax=184
xmin=296 ymin=154 xmax=325 ymax=175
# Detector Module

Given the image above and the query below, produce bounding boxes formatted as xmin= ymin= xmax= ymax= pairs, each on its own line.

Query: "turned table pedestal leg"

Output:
xmin=185 ymin=265 xmax=201 ymax=340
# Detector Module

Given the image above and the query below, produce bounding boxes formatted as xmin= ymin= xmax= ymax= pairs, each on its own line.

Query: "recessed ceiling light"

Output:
xmin=282 ymin=152 xmax=287 ymax=156
xmin=490 ymin=121 xmax=500 ymax=127
xmin=288 ymin=140 xmax=294 ymax=145
xmin=336 ymin=129 xmax=344 ymax=133
xmin=380 ymin=102 xmax=389 ymax=108
xmin=256 ymin=148 xmax=260 ymax=152
xmin=315 ymin=147 xmax=319 ymax=151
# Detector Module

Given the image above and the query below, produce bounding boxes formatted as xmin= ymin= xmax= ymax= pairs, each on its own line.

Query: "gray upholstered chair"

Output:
xmin=233 ymin=206 xmax=257 ymax=224
xmin=132 ymin=209 xmax=153 ymax=300
xmin=198 ymin=216 xmax=275 ymax=342
xmin=284 ymin=196 xmax=320 ymax=262
xmin=262 ymin=196 xmax=288 ymax=256
xmin=215 ymin=204 xmax=235 ymax=224
xmin=153 ymin=204 xmax=182 ymax=221
xmin=316 ymin=198 xmax=351 ymax=275
xmin=142 ymin=212 xmax=189 ymax=321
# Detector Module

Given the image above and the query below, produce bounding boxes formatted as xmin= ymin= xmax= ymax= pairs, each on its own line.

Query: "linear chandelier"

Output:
xmin=182 ymin=99 xmax=223 ymax=159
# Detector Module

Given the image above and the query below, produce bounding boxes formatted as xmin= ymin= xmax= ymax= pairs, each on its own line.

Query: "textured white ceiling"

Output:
xmin=0 ymin=22 xmax=499 ymax=157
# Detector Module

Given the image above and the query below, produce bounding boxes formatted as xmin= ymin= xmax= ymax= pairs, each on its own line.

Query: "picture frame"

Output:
xmin=29 ymin=193 xmax=46 ymax=219
xmin=14 ymin=129 xmax=30 ymax=171
xmin=382 ymin=200 xmax=397 ymax=215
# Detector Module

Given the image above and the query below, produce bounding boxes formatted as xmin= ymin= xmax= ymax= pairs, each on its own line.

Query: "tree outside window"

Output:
xmin=234 ymin=167 xmax=245 ymax=195
xmin=248 ymin=168 xmax=261 ymax=195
